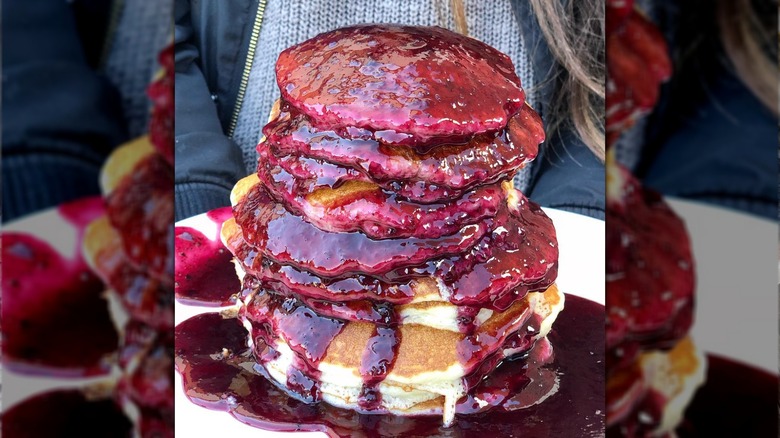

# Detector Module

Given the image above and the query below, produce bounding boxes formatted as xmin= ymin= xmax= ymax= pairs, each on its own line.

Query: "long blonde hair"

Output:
xmin=717 ymin=0 xmax=778 ymax=115
xmin=449 ymin=0 xmax=606 ymax=161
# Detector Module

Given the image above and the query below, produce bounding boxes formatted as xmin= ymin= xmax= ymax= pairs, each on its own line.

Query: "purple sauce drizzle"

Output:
xmin=2 ymin=197 xmax=118 ymax=376
xmin=175 ymin=294 xmax=605 ymax=437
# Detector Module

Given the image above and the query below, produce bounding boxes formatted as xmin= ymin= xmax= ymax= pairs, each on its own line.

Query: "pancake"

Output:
xmin=83 ymin=215 xmax=173 ymax=330
xmin=606 ymin=159 xmax=694 ymax=370
xmin=100 ymin=135 xmax=174 ymax=286
xmin=218 ymin=24 xmax=564 ymax=431
xmin=231 ymin=176 xmax=489 ymax=277
xmin=259 ymin=144 xmax=483 ymax=204
xmin=228 ymin=252 xmax=495 ymax=334
xmin=83 ymin=134 xmax=175 ymax=330
xmin=241 ymin=284 xmax=564 ymax=426
xmin=606 ymin=336 xmax=706 ymax=436
xmin=263 ymin=102 xmax=543 ymax=192
xmin=276 ymin=25 xmax=525 ymax=144
xmin=256 ymin=140 xmax=505 ymax=239
xmin=225 ymin=176 xmax=557 ymax=310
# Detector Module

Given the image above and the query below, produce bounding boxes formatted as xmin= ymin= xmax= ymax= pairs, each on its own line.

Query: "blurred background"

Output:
xmin=2 ymin=1 xmax=173 ymax=436
xmin=606 ymin=0 xmax=778 ymax=436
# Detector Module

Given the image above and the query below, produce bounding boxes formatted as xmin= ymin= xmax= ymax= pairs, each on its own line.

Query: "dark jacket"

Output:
xmin=2 ymin=1 xmax=128 ymax=222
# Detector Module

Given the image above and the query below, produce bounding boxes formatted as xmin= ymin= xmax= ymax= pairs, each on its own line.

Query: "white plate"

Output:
xmin=2 ymin=205 xmax=123 ymax=411
xmin=667 ymin=198 xmax=778 ymax=374
xmin=174 ymin=208 xmax=605 ymax=437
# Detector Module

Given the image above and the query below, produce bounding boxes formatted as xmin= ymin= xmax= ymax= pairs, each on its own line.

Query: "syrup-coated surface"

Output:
xmin=276 ymin=25 xmax=525 ymax=144
xmin=264 ymin=103 xmax=542 ymax=191
xmin=2 ymin=197 xmax=118 ymax=375
xmin=226 ymin=196 xmax=556 ymax=310
xmin=175 ymin=295 xmax=605 ymax=437
xmin=233 ymin=184 xmax=488 ymax=277
xmin=606 ymin=163 xmax=694 ymax=370
xmin=2 ymin=390 xmax=132 ymax=438
xmin=257 ymin=141 xmax=504 ymax=239
xmin=106 ymin=153 xmax=174 ymax=286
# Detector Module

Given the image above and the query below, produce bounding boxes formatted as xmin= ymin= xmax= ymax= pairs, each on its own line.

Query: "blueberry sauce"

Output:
xmin=264 ymin=102 xmax=543 ymax=191
xmin=357 ymin=319 xmax=400 ymax=411
xmin=256 ymin=140 xmax=505 ymax=239
xmin=676 ymin=356 xmax=778 ymax=437
xmin=175 ymin=207 xmax=240 ymax=306
xmin=606 ymin=163 xmax=694 ymax=371
xmin=232 ymin=184 xmax=488 ymax=277
xmin=2 ymin=390 xmax=132 ymax=437
xmin=175 ymin=294 xmax=605 ymax=437
xmin=2 ymin=197 xmax=118 ymax=376
xmin=275 ymin=25 xmax=526 ymax=144
xmin=229 ymin=189 xmax=556 ymax=311
xmin=106 ymin=152 xmax=174 ymax=286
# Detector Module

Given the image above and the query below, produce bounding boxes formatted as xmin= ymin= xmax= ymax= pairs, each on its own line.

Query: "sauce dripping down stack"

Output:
xmin=83 ymin=45 xmax=175 ymax=437
xmin=222 ymin=24 xmax=562 ymax=426
xmin=605 ymin=2 xmax=706 ymax=436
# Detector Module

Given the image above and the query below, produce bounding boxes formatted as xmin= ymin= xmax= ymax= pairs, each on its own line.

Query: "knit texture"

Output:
xmin=231 ymin=0 xmax=535 ymax=192
xmin=101 ymin=0 xmax=173 ymax=139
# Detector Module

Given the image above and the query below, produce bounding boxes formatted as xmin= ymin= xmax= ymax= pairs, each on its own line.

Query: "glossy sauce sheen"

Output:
xmin=256 ymin=141 xmax=504 ymax=239
xmin=263 ymin=103 xmax=543 ymax=192
xmin=276 ymin=25 xmax=525 ymax=144
xmin=2 ymin=390 xmax=132 ymax=437
xmin=95 ymin=239 xmax=174 ymax=330
xmin=229 ymin=187 xmax=556 ymax=311
xmin=676 ymin=356 xmax=778 ymax=437
xmin=175 ymin=294 xmax=605 ymax=437
xmin=233 ymin=184 xmax=488 ymax=277
xmin=175 ymin=207 xmax=240 ymax=305
xmin=106 ymin=153 xmax=175 ymax=286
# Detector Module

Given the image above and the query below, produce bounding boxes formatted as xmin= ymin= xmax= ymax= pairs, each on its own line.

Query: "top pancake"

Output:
xmin=276 ymin=25 xmax=525 ymax=145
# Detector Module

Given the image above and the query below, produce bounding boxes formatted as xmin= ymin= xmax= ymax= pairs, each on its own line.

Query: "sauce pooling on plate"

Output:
xmin=175 ymin=294 xmax=605 ymax=437
xmin=175 ymin=207 xmax=240 ymax=306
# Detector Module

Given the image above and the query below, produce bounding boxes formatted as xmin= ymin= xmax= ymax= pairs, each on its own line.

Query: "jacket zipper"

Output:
xmin=228 ymin=0 xmax=268 ymax=138
xmin=98 ymin=0 xmax=125 ymax=69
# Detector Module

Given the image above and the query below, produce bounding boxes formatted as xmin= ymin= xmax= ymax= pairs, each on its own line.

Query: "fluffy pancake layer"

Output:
xmin=606 ymin=336 xmax=706 ymax=437
xmin=241 ymin=283 xmax=563 ymax=425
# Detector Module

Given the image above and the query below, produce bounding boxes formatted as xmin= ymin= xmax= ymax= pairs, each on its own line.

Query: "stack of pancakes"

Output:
xmin=221 ymin=24 xmax=563 ymax=426
xmin=606 ymin=155 xmax=706 ymax=437
xmin=83 ymin=45 xmax=175 ymax=437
